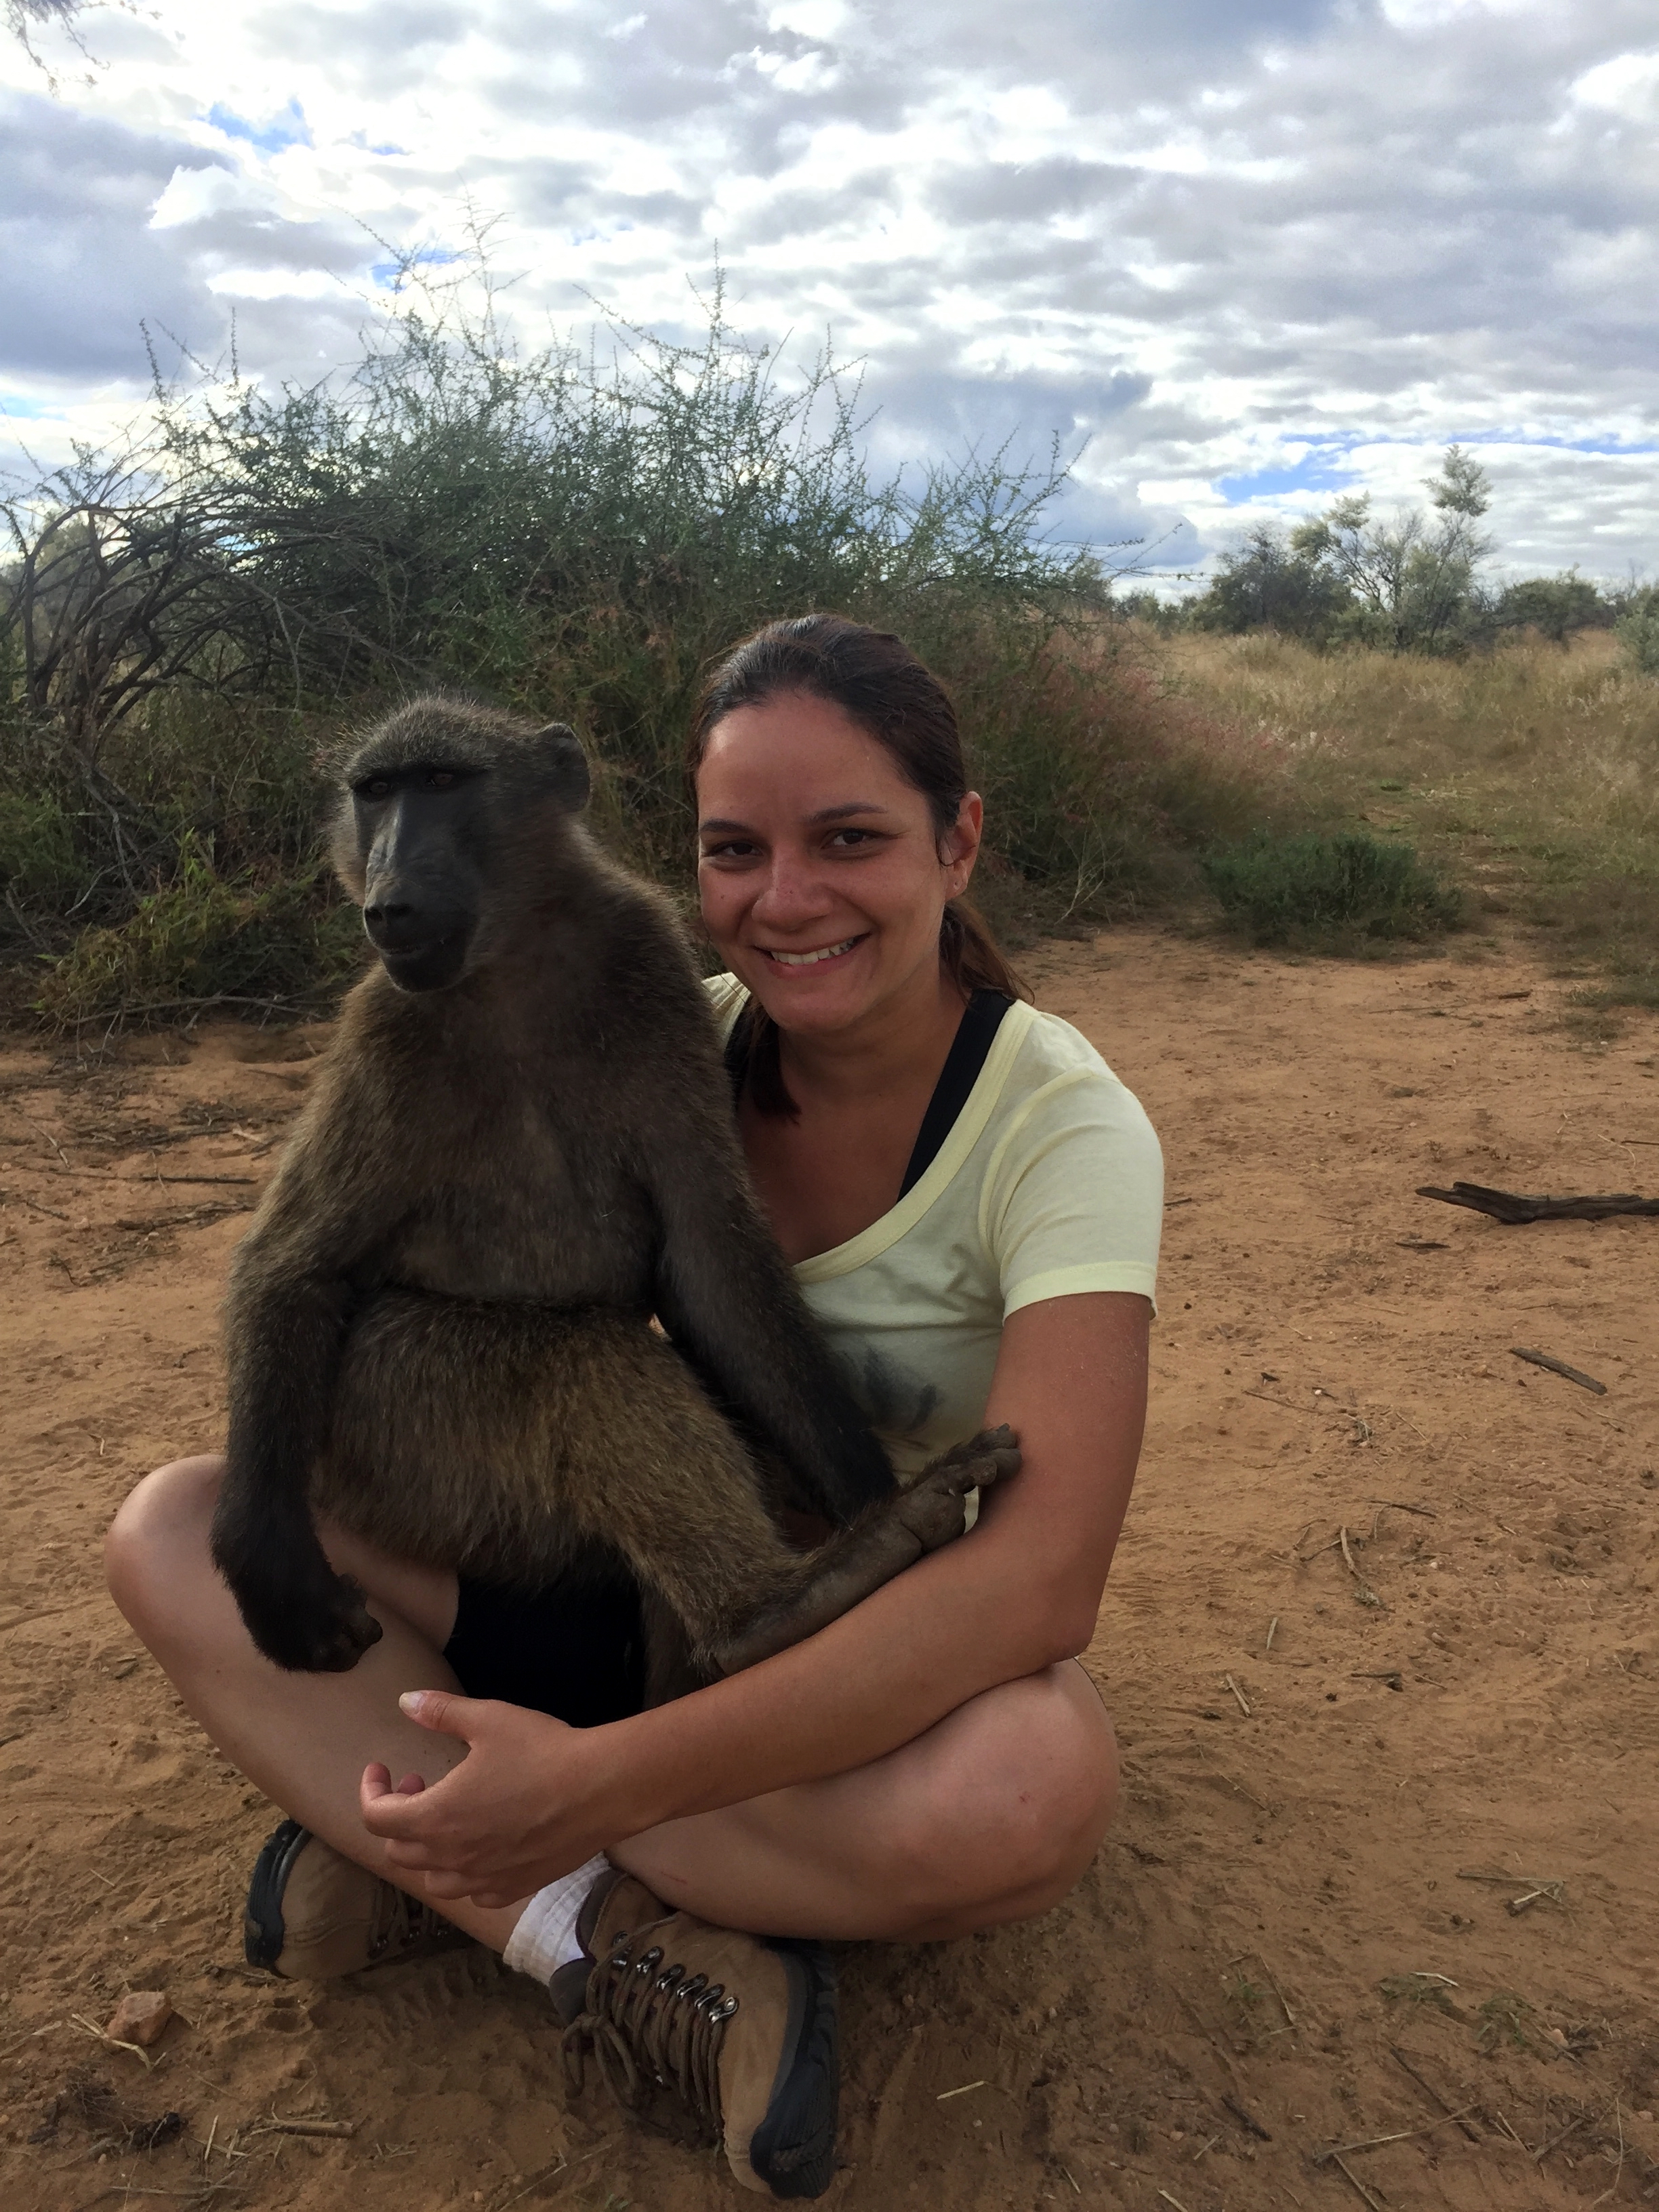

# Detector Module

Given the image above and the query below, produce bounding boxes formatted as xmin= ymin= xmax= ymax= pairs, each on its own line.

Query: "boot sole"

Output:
xmin=244 ymin=1818 xmax=310 ymax=1971
xmin=747 ymin=1940 xmax=839 ymax=2200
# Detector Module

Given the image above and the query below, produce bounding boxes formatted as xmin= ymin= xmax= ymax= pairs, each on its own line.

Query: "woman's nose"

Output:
xmin=750 ymin=851 xmax=833 ymax=927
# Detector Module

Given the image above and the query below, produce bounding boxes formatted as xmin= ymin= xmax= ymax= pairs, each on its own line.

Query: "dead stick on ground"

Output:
xmin=1457 ymin=1869 xmax=1565 ymax=1893
xmin=149 ymin=1172 xmax=258 ymax=1187
xmin=1265 ymin=1615 xmax=1279 ymax=1653
xmin=1511 ymin=1346 xmax=1607 ymax=1395
xmin=1313 ymin=2105 xmax=1480 ymax=2164
xmin=1339 ymin=1525 xmax=1382 ymax=1606
xmin=1369 ymin=1498 xmax=1439 ymax=1518
xmin=1221 ymin=2092 xmax=1273 ymax=2140
xmin=1387 ymin=2045 xmax=1483 ymax=2142
xmin=70 ymin=2013 xmax=155 ymax=2069
xmin=495 ymin=2142 xmax=609 ymax=2209
xmin=1157 ymin=2192 xmax=1195 ymax=2212
xmin=1244 ymin=1389 xmax=1320 ymax=1415
xmin=1590 ymin=2100 xmax=1624 ymax=2209
xmin=1328 ymin=2153 xmax=1387 ymax=2212
xmin=1534 ymin=2110 xmax=1591 ymax=2163
xmin=255 ymin=2117 xmax=357 ymax=2139
xmin=9 ymin=1190 xmax=70 ymax=1221
xmin=18 ymin=1111 xmax=69 ymax=1166
xmin=1224 ymin=1673 xmax=1251 ymax=1717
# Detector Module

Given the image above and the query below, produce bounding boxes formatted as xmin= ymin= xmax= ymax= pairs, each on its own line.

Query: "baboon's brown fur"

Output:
xmin=211 ymin=697 xmax=1015 ymax=1693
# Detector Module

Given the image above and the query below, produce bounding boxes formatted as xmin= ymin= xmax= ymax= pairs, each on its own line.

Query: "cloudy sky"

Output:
xmin=3 ymin=0 xmax=1656 ymax=582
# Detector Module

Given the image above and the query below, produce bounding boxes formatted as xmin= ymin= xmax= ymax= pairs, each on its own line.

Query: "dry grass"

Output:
xmin=1158 ymin=627 xmax=1659 ymax=1002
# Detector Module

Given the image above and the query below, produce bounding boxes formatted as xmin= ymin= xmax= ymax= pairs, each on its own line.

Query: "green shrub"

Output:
xmin=34 ymin=841 xmax=364 ymax=1030
xmin=1202 ymin=829 xmax=1462 ymax=947
xmin=0 ymin=787 xmax=81 ymax=909
xmin=1616 ymin=597 xmax=1659 ymax=676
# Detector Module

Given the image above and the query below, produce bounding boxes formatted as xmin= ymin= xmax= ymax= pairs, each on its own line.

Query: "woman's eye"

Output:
xmin=701 ymin=840 xmax=760 ymax=861
xmin=827 ymin=827 xmax=876 ymax=848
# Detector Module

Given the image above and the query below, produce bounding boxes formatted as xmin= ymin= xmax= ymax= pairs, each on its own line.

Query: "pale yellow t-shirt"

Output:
xmin=708 ymin=977 xmax=1163 ymax=1478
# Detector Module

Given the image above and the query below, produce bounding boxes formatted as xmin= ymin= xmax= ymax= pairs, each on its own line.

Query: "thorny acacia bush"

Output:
xmin=1 ymin=287 xmax=1271 ymax=1025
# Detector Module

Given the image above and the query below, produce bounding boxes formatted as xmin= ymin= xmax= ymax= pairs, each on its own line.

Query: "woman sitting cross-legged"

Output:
xmin=106 ymin=613 xmax=1161 ymax=2200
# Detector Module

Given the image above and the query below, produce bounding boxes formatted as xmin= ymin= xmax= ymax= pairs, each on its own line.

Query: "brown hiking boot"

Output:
xmin=243 ymin=1819 xmax=474 ymax=1980
xmin=554 ymin=1871 xmax=839 ymax=2199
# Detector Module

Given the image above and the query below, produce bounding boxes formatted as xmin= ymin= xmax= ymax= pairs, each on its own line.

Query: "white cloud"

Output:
xmin=1571 ymin=49 xmax=1659 ymax=120
xmin=1 ymin=0 xmax=1656 ymax=578
xmin=148 ymin=161 xmax=270 ymax=227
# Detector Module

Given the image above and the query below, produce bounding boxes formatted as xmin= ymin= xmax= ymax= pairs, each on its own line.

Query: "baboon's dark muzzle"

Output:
xmin=360 ymin=792 xmax=484 ymax=991
xmin=362 ymin=872 xmax=478 ymax=989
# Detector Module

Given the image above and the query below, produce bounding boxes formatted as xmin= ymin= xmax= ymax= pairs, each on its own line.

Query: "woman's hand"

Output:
xmin=359 ymin=1689 xmax=623 ymax=1906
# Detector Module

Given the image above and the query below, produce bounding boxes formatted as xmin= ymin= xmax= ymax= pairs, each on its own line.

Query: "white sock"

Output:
xmin=502 ymin=1854 xmax=611 ymax=1984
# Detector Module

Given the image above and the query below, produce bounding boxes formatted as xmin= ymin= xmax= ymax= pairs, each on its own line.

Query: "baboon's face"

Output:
xmin=350 ymin=762 xmax=490 ymax=992
xmin=338 ymin=710 xmax=591 ymax=993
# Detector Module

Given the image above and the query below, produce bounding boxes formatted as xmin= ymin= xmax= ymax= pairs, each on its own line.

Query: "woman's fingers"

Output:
xmin=398 ymin=1686 xmax=480 ymax=1739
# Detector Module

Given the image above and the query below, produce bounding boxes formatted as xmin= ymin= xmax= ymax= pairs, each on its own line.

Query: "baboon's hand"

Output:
xmin=899 ymin=1423 xmax=1022 ymax=1552
xmin=227 ymin=1557 xmax=385 ymax=1675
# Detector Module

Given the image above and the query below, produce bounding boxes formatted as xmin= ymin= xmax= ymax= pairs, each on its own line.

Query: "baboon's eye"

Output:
xmin=364 ymin=777 xmax=392 ymax=799
xmin=428 ymin=770 xmax=457 ymax=791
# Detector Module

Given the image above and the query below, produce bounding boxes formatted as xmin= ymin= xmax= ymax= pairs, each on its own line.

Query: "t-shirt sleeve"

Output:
xmin=979 ymin=1067 xmax=1164 ymax=1316
xmin=701 ymin=970 xmax=747 ymax=1039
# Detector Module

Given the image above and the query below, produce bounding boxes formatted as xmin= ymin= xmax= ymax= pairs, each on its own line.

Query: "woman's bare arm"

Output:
xmin=361 ymin=1290 xmax=1148 ymax=1903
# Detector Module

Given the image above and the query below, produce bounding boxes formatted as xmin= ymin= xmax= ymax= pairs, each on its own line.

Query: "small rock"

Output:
xmin=106 ymin=1990 xmax=171 ymax=2047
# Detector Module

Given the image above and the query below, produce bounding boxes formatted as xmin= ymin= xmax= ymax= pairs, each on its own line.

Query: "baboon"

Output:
xmin=211 ymin=696 xmax=1018 ymax=1694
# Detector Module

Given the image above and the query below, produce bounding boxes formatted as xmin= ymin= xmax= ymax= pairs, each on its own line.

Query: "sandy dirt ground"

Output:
xmin=1 ymin=926 xmax=1656 ymax=2212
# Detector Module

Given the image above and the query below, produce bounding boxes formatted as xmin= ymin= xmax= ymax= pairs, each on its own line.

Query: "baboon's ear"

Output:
xmin=534 ymin=722 xmax=590 ymax=813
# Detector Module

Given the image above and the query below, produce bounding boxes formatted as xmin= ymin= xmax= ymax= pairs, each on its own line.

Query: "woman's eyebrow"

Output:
xmin=804 ymin=800 xmax=892 ymax=825
xmin=697 ymin=801 xmax=893 ymax=835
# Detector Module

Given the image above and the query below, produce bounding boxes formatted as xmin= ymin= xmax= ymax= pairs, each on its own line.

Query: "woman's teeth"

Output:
xmin=765 ymin=936 xmax=859 ymax=967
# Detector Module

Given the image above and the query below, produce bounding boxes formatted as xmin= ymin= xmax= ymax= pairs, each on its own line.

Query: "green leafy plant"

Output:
xmin=33 ymin=840 xmax=364 ymax=1031
xmin=1203 ymin=830 xmax=1463 ymax=947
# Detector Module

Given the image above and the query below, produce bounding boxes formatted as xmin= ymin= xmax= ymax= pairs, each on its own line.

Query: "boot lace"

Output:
xmin=366 ymin=1881 xmax=453 ymax=1963
xmin=562 ymin=1927 xmax=739 ymax=2142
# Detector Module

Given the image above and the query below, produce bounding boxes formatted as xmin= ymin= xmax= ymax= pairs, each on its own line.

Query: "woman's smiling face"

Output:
xmin=696 ymin=689 xmax=981 ymax=1037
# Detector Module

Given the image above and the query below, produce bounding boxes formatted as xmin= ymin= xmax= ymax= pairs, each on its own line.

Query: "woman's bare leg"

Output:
xmin=613 ymin=1662 xmax=1117 ymax=1942
xmin=106 ymin=1456 xmax=524 ymax=1954
xmin=108 ymin=1457 xmax=1118 ymax=1952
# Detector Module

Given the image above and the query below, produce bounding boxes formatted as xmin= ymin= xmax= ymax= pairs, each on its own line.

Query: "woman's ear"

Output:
xmin=941 ymin=792 xmax=984 ymax=893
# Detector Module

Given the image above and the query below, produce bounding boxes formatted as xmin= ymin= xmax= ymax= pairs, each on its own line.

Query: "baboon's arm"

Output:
xmin=213 ymin=1086 xmax=405 ymax=1671
xmin=647 ymin=1156 xmax=895 ymax=1522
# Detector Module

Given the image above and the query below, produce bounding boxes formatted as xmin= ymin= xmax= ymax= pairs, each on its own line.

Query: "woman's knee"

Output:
xmin=105 ymin=1454 xmax=224 ymax=1629
xmin=886 ymin=1668 xmax=1119 ymax=1929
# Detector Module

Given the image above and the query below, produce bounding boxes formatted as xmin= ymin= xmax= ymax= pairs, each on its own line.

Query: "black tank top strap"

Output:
xmin=898 ymin=988 xmax=1014 ymax=1199
xmin=723 ymin=985 xmax=1013 ymax=1191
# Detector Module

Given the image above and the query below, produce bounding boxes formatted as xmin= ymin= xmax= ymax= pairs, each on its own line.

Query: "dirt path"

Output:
xmin=2 ymin=929 xmax=1656 ymax=2211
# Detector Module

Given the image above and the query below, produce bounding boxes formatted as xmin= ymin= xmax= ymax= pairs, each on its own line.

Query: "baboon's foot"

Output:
xmin=898 ymin=1422 xmax=1022 ymax=1551
xmin=709 ymin=1425 xmax=1021 ymax=1677
xmin=234 ymin=1565 xmax=385 ymax=1675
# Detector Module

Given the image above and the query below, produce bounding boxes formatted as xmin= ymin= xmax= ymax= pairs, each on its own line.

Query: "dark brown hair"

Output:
xmin=688 ymin=613 xmax=1029 ymax=1115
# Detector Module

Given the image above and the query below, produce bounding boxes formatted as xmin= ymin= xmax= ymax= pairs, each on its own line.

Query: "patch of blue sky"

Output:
xmin=348 ymin=130 xmax=410 ymax=156
xmin=0 ymin=394 xmax=49 ymax=420
xmin=1218 ymin=445 xmax=1359 ymax=502
xmin=1494 ymin=433 xmax=1659 ymax=457
xmin=369 ymin=246 xmax=464 ymax=289
xmin=203 ymin=99 xmax=312 ymax=153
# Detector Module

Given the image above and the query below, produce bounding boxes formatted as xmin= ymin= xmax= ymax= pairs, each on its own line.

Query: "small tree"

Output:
xmin=1190 ymin=523 xmax=1351 ymax=641
xmin=1614 ymin=583 xmax=1659 ymax=676
xmin=1292 ymin=446 xmax=1495 ymax=653
xmin=1494 ymin=569 xmax=1609 ymax=645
